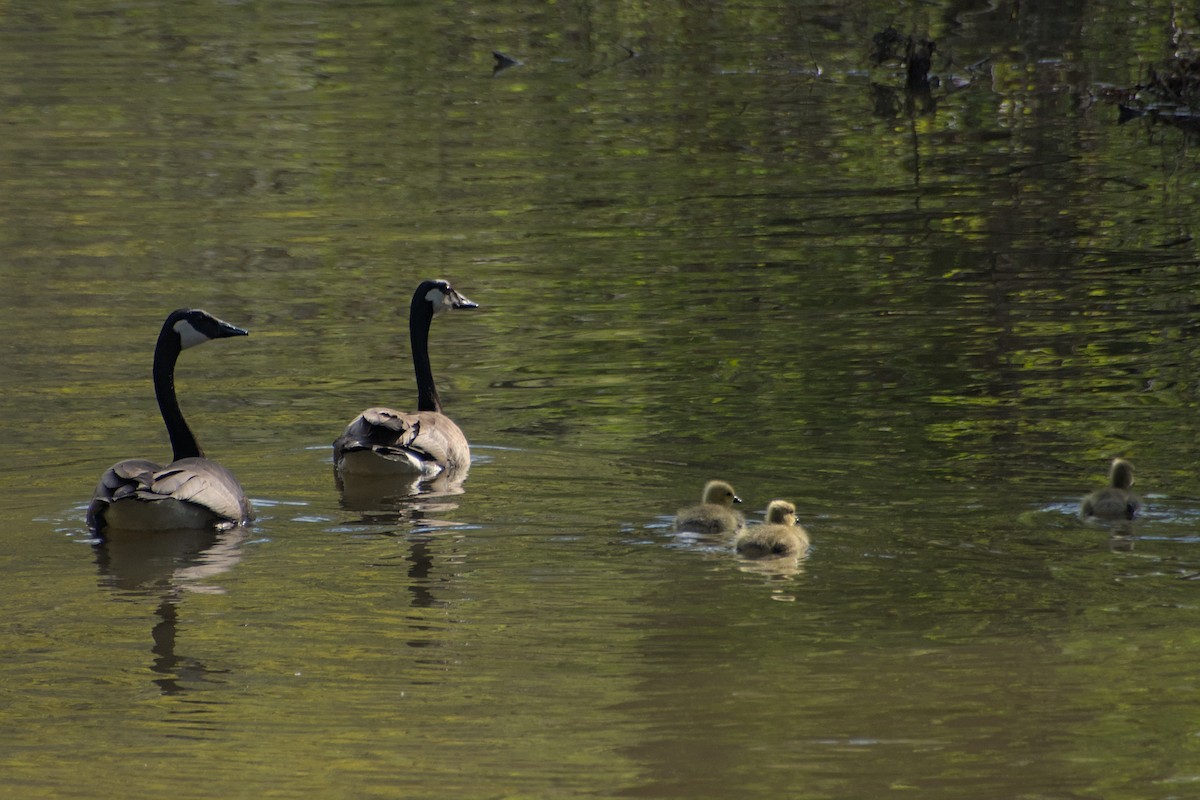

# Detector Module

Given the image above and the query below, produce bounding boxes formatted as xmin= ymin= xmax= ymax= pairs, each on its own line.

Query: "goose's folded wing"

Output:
xmin=87 ymin=458 xmax=163 ymax=529
xmin=334 ymin=408 xmax=469 ymax=475
xmin=335 ymin=407 xmax=440 ymax=460
xmin=149 ymin=458 xmax=251 ymax=522
xmin=335 ymin=407 xmax=415 ymax=449
xmin=90 ymin=457 xmax=249 ymax=526
xmin=405 ymin=413 xmax=466 ymax=466
xmin=95 ymin=459 xmax=164 ymax=501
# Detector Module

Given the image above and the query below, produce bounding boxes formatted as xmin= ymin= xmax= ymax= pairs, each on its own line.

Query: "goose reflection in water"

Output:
xmin=336 ymin=466 xmax=467 ymax=515
xmin=92 ymin=525 xmax=248 ymax=696
xmin=333 ymin=475 xmax=471 ymax=643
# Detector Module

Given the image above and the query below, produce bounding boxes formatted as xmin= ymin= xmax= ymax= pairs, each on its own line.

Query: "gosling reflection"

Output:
xmin=92 ymin=525 xmax=247 ymax=696
xmin=1107 ymin=526 xmax=1137 ymax=552
xmin=737 ymin=555 xmax=807 ymax=579
xmin=1080 ymin=458 xmax=1140 ymax=521
xmin=672 ymin=480 xmax=745 ymax=535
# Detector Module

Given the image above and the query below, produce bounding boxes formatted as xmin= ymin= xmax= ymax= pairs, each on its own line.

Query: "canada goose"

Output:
xmin=734 ymin=500 xmax=810 ymax=559
xmin=86 ymin=309 xmax=253 ymax=534
xmin=333 ymin=279 xmax=477 ymax=481
xmin=672 ymin=479 xmax=745 ymax=534
xmin=1080 ymin=458 xmax=1140 ymax=520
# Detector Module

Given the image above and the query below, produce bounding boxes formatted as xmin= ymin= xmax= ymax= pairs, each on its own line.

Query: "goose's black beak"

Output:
xmin=217 ymin=321 xmax=250 ymax=338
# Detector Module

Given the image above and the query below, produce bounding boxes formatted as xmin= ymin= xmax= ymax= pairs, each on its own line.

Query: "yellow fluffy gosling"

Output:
xmin=673 ymin=479 xmax=745 ymax=535
xmin=734 ymin=500 xmax=810 ymax=559
xmin=1080 ymin=458 xmax=1140 ymax=520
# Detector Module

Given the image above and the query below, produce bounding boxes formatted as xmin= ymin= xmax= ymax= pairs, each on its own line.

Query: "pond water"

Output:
xmin=5 ymin=1 xmax=1200 ymax=797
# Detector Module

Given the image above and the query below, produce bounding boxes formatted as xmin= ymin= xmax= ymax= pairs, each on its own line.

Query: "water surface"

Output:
xmin=4 ymin=1 xmax=1200 ymax=798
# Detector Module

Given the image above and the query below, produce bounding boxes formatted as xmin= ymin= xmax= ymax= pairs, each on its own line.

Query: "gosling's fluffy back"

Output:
xmin=1080 ymin=458 xmax=1140 ymax=520
xmin=673 ymin=479 xmax=745 ymax=534
xmin=735 ymin=500 xmax=810 ymax=559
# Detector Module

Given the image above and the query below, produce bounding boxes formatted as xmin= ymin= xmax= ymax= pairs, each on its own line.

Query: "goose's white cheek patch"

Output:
xmin=174 ymin=319 xmax=210 ymax=349
xmin=425 ymin=286 xmax=452 ymax=314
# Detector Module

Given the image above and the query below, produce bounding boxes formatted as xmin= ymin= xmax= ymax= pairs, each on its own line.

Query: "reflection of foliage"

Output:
xmin=1112 ymin=54 xmax=1200 ymax=133
xmin=870 ymin=26 xmax=936 ymax=92
xmin=1145 ymin=55 xmax=1200 ymax=109
xmin=868 ymin=26 xmax=938 ymax=117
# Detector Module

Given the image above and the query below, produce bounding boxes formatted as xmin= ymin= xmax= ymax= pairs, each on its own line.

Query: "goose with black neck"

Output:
xmin=333 ymin=279 xmax=478 ymax=487
xmin=87 ymin=308 xmax=253 ymax=534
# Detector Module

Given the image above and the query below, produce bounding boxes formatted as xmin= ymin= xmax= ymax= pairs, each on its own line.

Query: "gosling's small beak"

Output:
xmin=733 ymin=495 xmax=743 ymax=504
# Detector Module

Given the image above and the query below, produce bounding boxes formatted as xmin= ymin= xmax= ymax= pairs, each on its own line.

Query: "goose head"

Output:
xmin=1110 ymin=458 xmax=1135 ymax=490
xmin=701 ymin=479 xmax=741 ymax=507
xmin=417 ymin=279 xmax=478 ymax=317
xmin=765 ymin=499 xmax=797 ymax=526
xmin=168 ymin=308 xmax=249 ymax=350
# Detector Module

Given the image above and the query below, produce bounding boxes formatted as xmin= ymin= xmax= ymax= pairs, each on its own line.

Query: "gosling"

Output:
xmin=1080 ymin=458 xmax=1140 ymax=520
xmin=735 ymin=500 xmax=810 ymax=559
xmin=673 ymin=479 xmax=745 ymax=534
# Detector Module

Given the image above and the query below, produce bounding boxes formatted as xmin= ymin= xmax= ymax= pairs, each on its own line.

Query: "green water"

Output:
xmin=4 ymin=1 xmax=1200 ymax=798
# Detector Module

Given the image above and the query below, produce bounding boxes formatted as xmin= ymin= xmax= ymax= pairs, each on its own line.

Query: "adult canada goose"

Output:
xmin=86 ymin=309 xmax=253 ymax=534
xmin=672 ymin=479 xmax=745 ymax=535
xmin=1080 ymin=458 xmax=1140 ymax=520
xmin=735 ymin=500 xmax=810 ymax=559
xmin=333 ymin=279 xmax=477 ymax=482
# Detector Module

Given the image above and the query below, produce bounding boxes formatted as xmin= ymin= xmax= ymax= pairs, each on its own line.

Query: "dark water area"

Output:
xmin=5 ymin=1 xmax=1200 ymax=798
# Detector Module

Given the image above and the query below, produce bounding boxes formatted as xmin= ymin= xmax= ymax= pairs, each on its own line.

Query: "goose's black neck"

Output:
xmin=410 ymin=290 xmax=441 ymax=413
xmin=153 ymin=322 xmax=203 ymax=460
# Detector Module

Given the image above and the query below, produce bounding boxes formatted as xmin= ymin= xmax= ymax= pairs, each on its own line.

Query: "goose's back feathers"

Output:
xmin=88 ymin=456 xmax=253 ymax=532
xmin=333 ymin=407 xmax=469 ymax=478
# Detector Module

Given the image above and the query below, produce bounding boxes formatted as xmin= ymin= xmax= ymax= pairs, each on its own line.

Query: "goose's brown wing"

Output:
xmin=333 ymin=407 xmax=469 ymax=473
xmin=87 ymin=457 xmax=252 ymax=532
